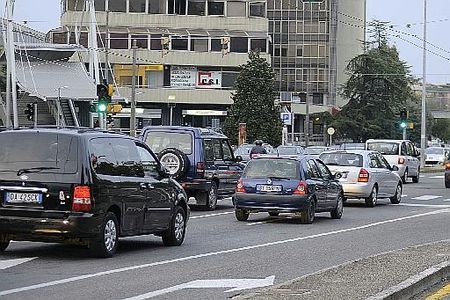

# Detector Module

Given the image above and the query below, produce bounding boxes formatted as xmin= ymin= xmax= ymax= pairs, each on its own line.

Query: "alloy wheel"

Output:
xmin=104 ymin=219 xmax=117 ymax=252
xmin=174 ymin=212 xmax=185 ymax=242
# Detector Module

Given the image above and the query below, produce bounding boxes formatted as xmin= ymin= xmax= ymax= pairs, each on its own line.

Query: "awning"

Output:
xmin=182 ymin=109 xmax=227 ymax=116
xmin=15 ymin=60 xmax=96 ymax=100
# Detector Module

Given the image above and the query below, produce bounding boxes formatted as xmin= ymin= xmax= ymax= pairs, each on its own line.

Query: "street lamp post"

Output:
xmin=420 ymin=0 xmax=427 ymax=168
xmin=56 ymin=86 xmax=69 ymax=128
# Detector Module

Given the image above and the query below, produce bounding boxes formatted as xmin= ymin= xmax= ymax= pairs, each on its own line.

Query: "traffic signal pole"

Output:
xmin=420 ymin=0 xmax=427 ymax=168
xmin=130 ymin=40 xmax=137 ymax=137
xmin=33 ymin=102 xmax=38 ymax=128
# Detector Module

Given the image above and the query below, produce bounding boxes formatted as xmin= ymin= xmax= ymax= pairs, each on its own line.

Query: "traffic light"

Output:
xmin=399 ymin=108 xmax=408 ymax=129
xmin=96 ymin=83 xmax=111 ymax=113
xmin=24 ymin=103 xmax=35 ymax=121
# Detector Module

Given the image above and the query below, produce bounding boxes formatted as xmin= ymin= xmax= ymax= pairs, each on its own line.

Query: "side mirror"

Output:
xmin=391 ymin=165 xmax=399 ymax=171
xmin=235 ymin=155 xmax=243 ymax=162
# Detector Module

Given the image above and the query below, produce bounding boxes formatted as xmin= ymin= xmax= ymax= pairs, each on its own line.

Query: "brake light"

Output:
xmin=358 ymin=168 xmax=370 ymax=183
xmin=293 ymin=181 xmax=307 ymax=195
xmin=72 ymin=186 xmax=92 ymax=212
xmin=398 ymin=157 xmax=406 ymax=164
xmin=236 ymin=178 xmax=245 ymax=193
xmin=196 ymin=162 xmax=205 ymax=177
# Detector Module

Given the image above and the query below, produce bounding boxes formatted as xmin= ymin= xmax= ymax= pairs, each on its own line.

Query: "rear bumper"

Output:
xmin=445 ymin=171 xmax=450 ymax=184
xmin=0 ymin=212 xmax=103 ymax=241
xmin=233 ymin=193 xmax=309 ymax=213
xmin=341 ymin=182 xmax=372 ymax=198
xmin=181 ymin=179 xmax=211 ymax=193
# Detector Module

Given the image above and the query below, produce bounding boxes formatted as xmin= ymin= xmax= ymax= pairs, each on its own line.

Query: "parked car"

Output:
xmin=141 ymin=126 xmax=243 ymax=210
xmin=445 ymin=152 xmax=450 ymax=188
xmin=234 ymin=143 xmax=275 ymax=163
xmin=0 ymin=128 xmax=189 ymax=257
xmin=338 ymin=143 xmax=365 ymax=150
xmin=233 ymin=156 xmax=344 ymax=224
xmin=366 ymin=139 xmax=420 ymax=184
xmin=304 ymin=146 xmax=329 ymax=158
xmin=276 ymin=145 xmax=304 ymax=156
xmin=425 ymin=147 xmax=450 ymax=166
xmin=320 ymin=150 xmax=403 ymax=207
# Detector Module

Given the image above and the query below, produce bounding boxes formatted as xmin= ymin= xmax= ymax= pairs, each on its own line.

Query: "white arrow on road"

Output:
xmin=0 ymin=257 xmax=37 ymax=270
xmin=123 ymin=275 xmax=275 ymax=300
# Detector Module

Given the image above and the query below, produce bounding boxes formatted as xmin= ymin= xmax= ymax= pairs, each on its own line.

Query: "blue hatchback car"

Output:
xmin=233 ymin=156 xmax=344 ymax=224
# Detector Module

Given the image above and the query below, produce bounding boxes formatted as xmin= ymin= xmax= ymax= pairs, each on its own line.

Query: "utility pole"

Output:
xmin=33 ymin=102 xmax=38 ymax=128
xmin=6 ymin=0 xmax=18 ymax=128
xmin=420 ymin=0 xmax=427 ymax=168
xmin=130 ymin=39 xmax=137 ymax=137
xmin=305 ymin=79 xmax=310 ymax=147
xmin=105 ymin=10 xmax=110 ymax=82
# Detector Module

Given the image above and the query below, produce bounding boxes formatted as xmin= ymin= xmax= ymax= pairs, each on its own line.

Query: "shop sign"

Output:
xmin=171 ymin=66 xmax=196 ymax=88
xmin=197 ymin=71 xmax=222 ymax=88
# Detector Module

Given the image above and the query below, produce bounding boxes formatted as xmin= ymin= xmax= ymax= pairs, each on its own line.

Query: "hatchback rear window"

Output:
xmin=244 ymin=159 xmax=299 ymax=179
xmin=367 ymin=142 xmax=399 ymax=155
xmin=0 ymin=132 xmax=78 ymax=174
xmin=320 ymin=153 xmax=363 ymax=167
xmin=145 ymin=132 xmax=192 ymax=154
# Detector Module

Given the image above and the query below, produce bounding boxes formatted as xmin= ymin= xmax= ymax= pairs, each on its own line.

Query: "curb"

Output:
xmin=422 ymin=167 xmax=445 ymax=174
xmin=366 ymin=261 xmax=450 ymax=300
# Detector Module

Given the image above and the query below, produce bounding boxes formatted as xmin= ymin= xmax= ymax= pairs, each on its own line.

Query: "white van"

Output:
xmin=366 ymin=139 xmax=420 ymax=183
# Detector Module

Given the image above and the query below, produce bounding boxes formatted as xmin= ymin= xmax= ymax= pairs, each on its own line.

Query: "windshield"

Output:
xmin=425 ymin=148 xmax=444 ymax=155
xmin=234 ymin=145 xmax=254 ymax=155
xmin=244 ymin=159 xmax=299 ymax=179
xmin=277 ymin=147 xmax=301 ymax=155
xmin=340 ymin=143 xmax=365 ymax=150
xmin=145 ymin=132 xmax=192 ymax=154
xmin=0 ymin=132 xmax=78 ymax=174
xmin=367 ymin=142 xmax=399 ymax=155
xmin=305 ymin=147 xmax=326 ymax=155
xmin=320 ymin=153 xmax=363 ymax=167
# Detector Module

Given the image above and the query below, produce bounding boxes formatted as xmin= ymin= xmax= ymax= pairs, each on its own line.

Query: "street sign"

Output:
xmin=281 ymin=113 xmax=292 ymax=125
xmin=327 ymin=127 xmax=335 ymax=136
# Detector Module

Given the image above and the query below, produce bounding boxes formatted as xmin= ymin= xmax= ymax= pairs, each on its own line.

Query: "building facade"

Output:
xmin=51 ymin=0 xmax=270 ymax=130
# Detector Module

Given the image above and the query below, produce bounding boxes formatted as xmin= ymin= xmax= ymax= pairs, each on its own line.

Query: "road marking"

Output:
xmin=425 ymin=282 xmax=450 ymax=300
xmin=402 ymin=195 xmax=408 ymax=198
xmin=247 ymin=221 xmax=269 ymax=226
xmin=123 ymin=276 xmax=275 ymax=299
xmin=444 ymin=199 xmax=450 ymax=202
xmin=0 ymin=257 xmax=36 ymax=270
xmin=429 ymin=175 xmax=445 ymax=179
xmin=190 ymin=211 xmax=234 ymax=220
xmin=411 ymin=195 xmax=443 ymax=201
xmin=399 ymin=203 xmax=450 ymax=208
xmin=0 ymin=209 xmax=448 ymax=297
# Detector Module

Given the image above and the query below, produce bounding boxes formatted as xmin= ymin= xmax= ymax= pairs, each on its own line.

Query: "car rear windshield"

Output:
xmin=320 ymin=153 xmax=363 ymax=167
xmin=244 ymin=159 xmax=300 ymax=179
xmin=366 ymin=142 xmax=399 ymax=155
xmin=145 ymin=132 xmax=192 ymax=154
xmin=234 ymin=145 xmax=254 ymax=155
xmin=425 ymin=148 xmax=444 ymax=155
xmin=277 ymin=147 xmax=300 ymax=155
xmin=0 ymin=132 xmax=78 ymax=174
xmin=304 ymin=147 xmax=325 ymax=155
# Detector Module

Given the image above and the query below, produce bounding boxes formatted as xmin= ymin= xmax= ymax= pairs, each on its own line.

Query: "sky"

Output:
xmin=1 ymin=0 xmax=449 ymax=84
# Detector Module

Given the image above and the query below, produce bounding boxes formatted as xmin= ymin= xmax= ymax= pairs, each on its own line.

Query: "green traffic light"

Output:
xmin=98 ymin=103 xmax=107 ymax=112
xmin=400 ymin=121 xmax=407 ymax=129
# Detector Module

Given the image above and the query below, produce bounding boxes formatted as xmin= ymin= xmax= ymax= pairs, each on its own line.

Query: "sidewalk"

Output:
xmin=236 ymin=240 xmax=450 ymax=300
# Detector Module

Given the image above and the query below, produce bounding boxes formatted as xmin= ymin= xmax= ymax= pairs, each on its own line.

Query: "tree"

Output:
xmin=224 ymin=51 xmax=282 ymax=146
xmin=430 ymin=119 xmax=450 ymax=143
xmin=331 ymin=21 xmax=417 ymax=142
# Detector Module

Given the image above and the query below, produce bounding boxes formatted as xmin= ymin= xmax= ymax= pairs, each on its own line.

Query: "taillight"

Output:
xmin=398 ymin=157 xmax=406 ymax=164
xmin=236 ymin=178 xmax=245 ymax=193
xmin=72 ymin=186 xmax=92 ymax=212
xmin=358 ymin=168 xmax=370 ymax=182
xmin=293 ymin=181 xmax=307 ymax=195
xmin=196 ymin=162 xmax=205 ymax=177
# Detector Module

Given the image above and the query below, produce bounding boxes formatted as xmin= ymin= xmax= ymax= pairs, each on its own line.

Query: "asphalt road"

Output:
xmin=0 ymin=174 xmax=449 ymax=300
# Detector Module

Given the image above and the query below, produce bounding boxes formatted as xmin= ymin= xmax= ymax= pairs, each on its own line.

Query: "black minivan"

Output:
xmin=0 ymin=128 xmax=189 ymax=257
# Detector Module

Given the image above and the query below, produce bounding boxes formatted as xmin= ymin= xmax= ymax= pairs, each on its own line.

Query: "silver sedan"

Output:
xmin=319 ymin=150 xmax=402 ymax=207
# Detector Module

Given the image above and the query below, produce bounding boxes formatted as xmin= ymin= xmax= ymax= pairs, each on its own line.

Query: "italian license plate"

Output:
xmin=5 ymin=192 xmax=42 ymax=205
xmin=257 ymin=185 xmax=282 ymax=192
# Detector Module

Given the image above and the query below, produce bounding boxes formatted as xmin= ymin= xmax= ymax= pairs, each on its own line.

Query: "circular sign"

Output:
xmin=327 ymin=127 xmax=335 ymax=136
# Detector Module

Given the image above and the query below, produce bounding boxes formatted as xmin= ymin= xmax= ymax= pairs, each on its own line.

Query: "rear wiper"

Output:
xmin=17 ymin=167 xmax=60 ymax=176
xmin=325 ymin=163 xmax=340 ymax=166
xmin=269 ymin=176 xmax=291 ymax=180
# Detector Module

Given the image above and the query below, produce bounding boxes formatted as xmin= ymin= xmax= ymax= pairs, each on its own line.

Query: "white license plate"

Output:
xmin=5 ymin=192 xmax=42 ymax=204
xmin=258 ymin=185 xmax=282 ymax=192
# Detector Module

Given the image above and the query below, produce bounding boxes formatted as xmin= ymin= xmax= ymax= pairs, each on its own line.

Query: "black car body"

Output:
xmin=0 ymin=128 xmax=189 ymax=257
xmin=141 ymin=126 xmax=243 ymax=210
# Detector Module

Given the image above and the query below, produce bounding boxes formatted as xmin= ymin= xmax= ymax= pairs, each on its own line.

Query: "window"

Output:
xmin=129 ymin=0 xmax=146 ymax=12
xmin=249 ymin=2 xmax=265 ymax=17
xmin=191 ymin=37 xmax=208 ymax=52
xmin=168 ymin=0 xmax=187 ymax=14
xmin=112 ymin=139 xmax=143 ymax=177
xmin=296 ymin=46 xmax=303 ymax=57
xmin=188 ymin=0 xmax=206 ymax=15
xmin=221 ymin=140 xmax=234 ymax=161
xmin=108 ymin=0 xmax=126 ymax=12
xmin=316 ymin=160 xmax=332 ymax=179
xmin=171 ymin=37 xmax=188 ymax=50
xmin=227 ymin=1 xmax=246 ymax=17
xmin=67 ymin=0 xmax=84 ymax=11
xmin=244 ymin=159 xmax=299 ymax=179
xmin=401 ymin=142 xmax=408 ymax=156
xmin=319 ymin=153 xmax=363 ymax=167
xmin=208 ymin=1 xmax=224 ymax=15
xmin=131 ymin=34 xmax=148 ymax=49
xmin=89 ymin=138 xmax=117 ymax=176
xmin=307 ymin=160 xmax=320 ymax=178
xmin=367 ymin=142 xmax=400 ymax=156
xmin=53 ymin=32 xmax=67 ymax=44
xmin=250 ymin=39 xmax=266 ymax=52
xmin=137 ymin=145 xmax=159 ymax=175
xmin=312 ymin=93 xmax=323 ymax=105
xmin=150 ymin=34 xmax=162 ymax=50
xmin=369 ymin=155 xmax=382 ymax=168
xmin=231 ymin=37 xmax=248 ymax=53
xmin=204 ymin=139 xmax=222 ymax=161
xmin=110 ymin=33 xmax=129 ymax=49
xmin=94 ymin=0 xmax=105 ymax=11
xmin=377 ymin=154 xmax=390 ymax=169
xmin=221 ymin=71 xmax=239 ymax=88
xmin=145 ymin=132 xmax=193 ymax=154
xmin=211 ymin=39 xmax=222 ymax=52
xmin=149 ymin=0 xmax=165 ymax=13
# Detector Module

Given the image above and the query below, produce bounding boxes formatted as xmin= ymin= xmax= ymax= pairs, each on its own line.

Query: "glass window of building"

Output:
xmin=208 ymin=1 xmax=224 ymax=15
xmin=53 ymin=32 xmax=68 ymax=44
xmin=319 ymin=21 xmax=327 ymax=33
xmin=171 ymin=37 xmax=188 ymax=50
xmin=131 ymin=34 xmax=148 ymax=48
xmin=227 ymin=1 xmax=246 ymax=17
xmin=149 ymin=0 xmax=165 ymax=13
xmin=191 ymin=37 xmax=209 ymax=52
xmin=296 ymin=46 xmax=303 ymax=56
xmin=94 ymin=0 xmax=105 ymax=11
xmin=150 ymin=34 xmax=162 ymax=50
xmin=230 ymin=37 xmax=248 ymax=53
xmin=188 ymin=0 xmax=206 ymax=15
xmin=129 ymin=0 xmax=147 ymax=12
xmin=108 ymin=0 xmax=127 ymax=12
xmin=168 ymin=0 xmax=187 ymax=14
xmin=313 ymin=93 xmax=323 ymax=105
xmin=250 ymin=39 xmax=266 ymax=52
xmin=67 ymin=0 xmax=85 ymax=11
xmin=281 ymin=46 xmax=287 ymax=57
xmin=222 ymin=72 xmax=239 ymax=88
xmin=110 ymin=33 xmax=129 ymax=49
xmin=249 ymin=2 xmax=265 ymax=17
xmin=319 ymin=45 xmax=327 ymax=57
xmin=211 ymin=39 xmax=222 ymax=51
xmin=97 ymin=33 xmax=106 ymax=48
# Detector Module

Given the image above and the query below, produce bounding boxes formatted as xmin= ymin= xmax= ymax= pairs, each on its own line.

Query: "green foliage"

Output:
xmin=224 ymin=51 xmax=282 ymax=146
xmin=330 ymin=21 xmax=418 ymax=142
xmin=430 ymin=119 xmax=450 ymax=143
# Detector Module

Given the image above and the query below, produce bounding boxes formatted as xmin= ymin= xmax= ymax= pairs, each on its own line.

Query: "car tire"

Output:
xmin=401 ymin=168 xmax=408 ymax=184
xmin=268 ymin=212 xmax=279 ymax=217
xmin=390 ymin=183 xmax=402 ymax=204
xmin=365 ymin=186 xmax=378 ymax=207
xmin=330 ymin=194 xmax=344 ymax=219
xmin=162 ymin=206 xmax=186 ymax=246
xmin=90 ymin=212 xmax=119 ymax=258
xmin=235 ymin=209 xmax=249 ymax=221
xmin=203 ymin=181 xmax=218 ymax=211
xmin=0 ymin=234 xmax=10 ymax=252
xmin=412 ymin=168 xmax=420 ymax=183
xmin=300 ymin=199 xmax=315 ymax=224
xmin=157 ymin=148 xmax=189 ymax=180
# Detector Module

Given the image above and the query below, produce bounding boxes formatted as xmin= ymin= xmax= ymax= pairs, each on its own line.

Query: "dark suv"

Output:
xmin=141 ymin=126 xmax=243 ymax=210
xmin=0 ymin=128 xmax=189 ymax=257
